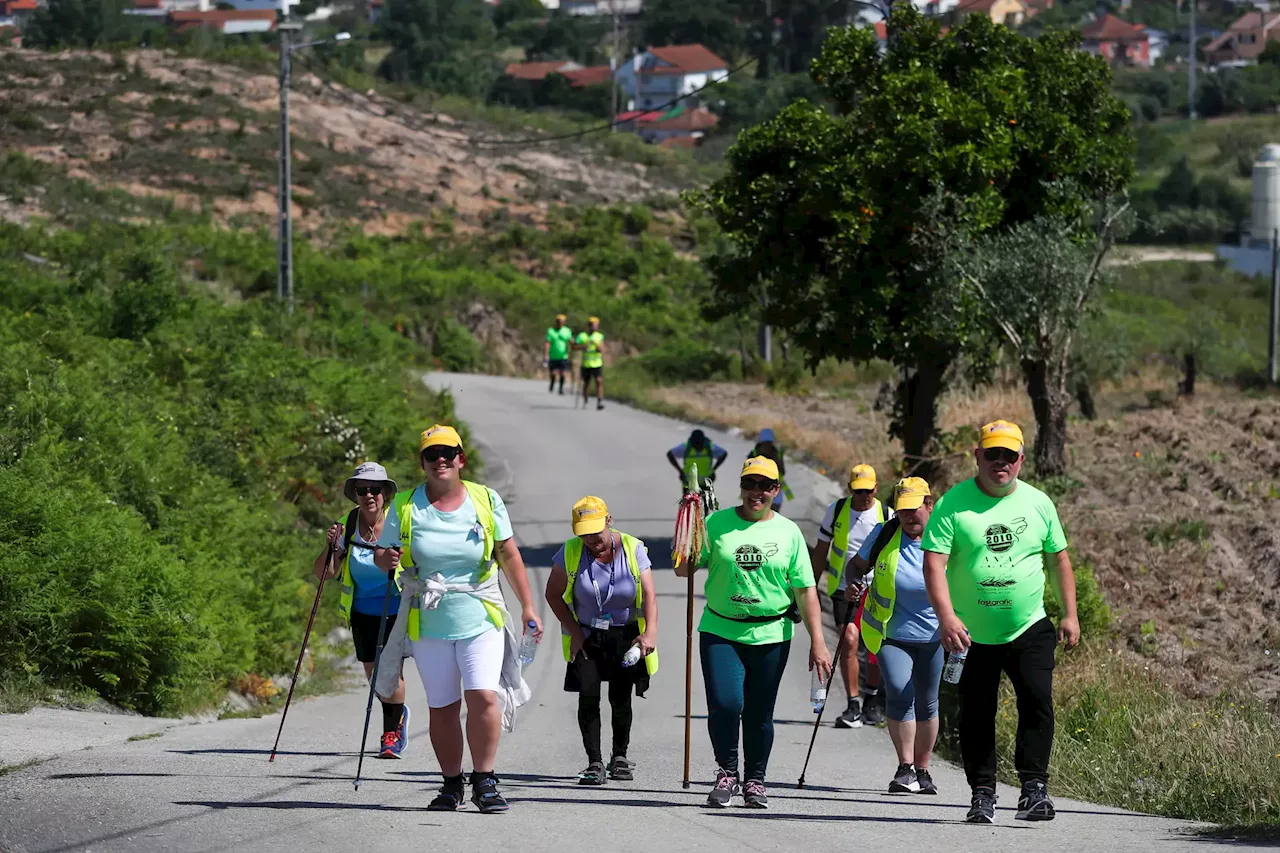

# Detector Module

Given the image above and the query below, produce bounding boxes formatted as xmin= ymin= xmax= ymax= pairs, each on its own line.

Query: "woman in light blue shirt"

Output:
xmin=376 ymin=425 xmax=542 ymax=815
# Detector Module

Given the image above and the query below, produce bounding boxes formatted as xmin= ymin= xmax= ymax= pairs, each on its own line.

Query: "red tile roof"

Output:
xmin=504 ymin=60 xmax=579 ymax=81
xmin=170 ymin=9 xmax=276 ymax=22
xmin=874 ymin=21 xmax=886 ymax=40
xmin=131 ymin=0 xmax=164 ymax=8
xmin=561 ymin=64 xmax=612 ymax=87
xmin=659 ymin=137 xmax=698 ymax=150
xmin=616 ymin=109 xmax=666 ymax=122
xmin=0 ymin=0 xmax=37 ymax=12
xmin=1081 ymin=13 xmax=1148 ymax=42
xmin=641 ymin=107 xmax=719 ymax=131
xmin=645 ymin=44 xmax=728 ymax=75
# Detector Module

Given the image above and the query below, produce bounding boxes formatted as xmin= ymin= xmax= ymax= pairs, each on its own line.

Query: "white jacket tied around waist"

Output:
xmin=374 ymin=570 xmax=532 ymax=733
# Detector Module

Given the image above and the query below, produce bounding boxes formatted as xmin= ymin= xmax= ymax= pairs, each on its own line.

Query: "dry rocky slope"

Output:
xmin=0 ymin=48 xmax=666 ymax=231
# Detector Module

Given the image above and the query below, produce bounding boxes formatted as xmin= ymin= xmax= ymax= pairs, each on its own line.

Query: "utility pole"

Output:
xmin=1270 ymin=228 xmax=1278 ymax=383
xmin=610 ymin=0 xmax=619 ymax=128
xmin=1188 ymin=0 xmax=1197 ymax=119
xmin=278 ymin=20 xmax=301 ymax=313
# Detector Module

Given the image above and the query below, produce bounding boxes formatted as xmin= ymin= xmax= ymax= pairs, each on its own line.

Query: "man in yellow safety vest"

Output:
xmin=666 ymin=429 xmax=728 ymax=492
xmin=573 ymin=316 xmax=606 ymax=411
xmin=811 ymin=463 xmax=890 ymax=728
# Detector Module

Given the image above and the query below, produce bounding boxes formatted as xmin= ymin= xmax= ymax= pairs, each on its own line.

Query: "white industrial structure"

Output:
xmin=1218 ymin=143 xmax=1280 ymax=276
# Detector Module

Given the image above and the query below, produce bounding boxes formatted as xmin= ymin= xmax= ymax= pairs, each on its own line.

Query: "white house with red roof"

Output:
xmin=614 ymin=43 xmax=729 ymax=112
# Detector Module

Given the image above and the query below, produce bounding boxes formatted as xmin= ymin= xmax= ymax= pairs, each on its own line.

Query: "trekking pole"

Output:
xmin=354 ymin=546 xmax=400 ymax=791
xmin=269 ymin=539 xmax=339 ymax=762
xmin=682 ymin=567 xmax=693 ymax=790
xmin=796 ymin=592 xmax=857 ymax=789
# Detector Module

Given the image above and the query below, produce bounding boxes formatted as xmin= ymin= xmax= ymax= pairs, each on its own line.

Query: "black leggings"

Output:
xmin=578 ymin=678 xmax=634 ymax=764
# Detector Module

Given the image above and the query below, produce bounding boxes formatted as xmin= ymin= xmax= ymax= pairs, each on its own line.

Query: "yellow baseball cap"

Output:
xmin=555 ymin=313 xmax=567 ymax=321
xmin=979 ymin=420 xmax=1024 ymax=453
xmin=893 ymin=477 xmax=932 ymax=511
xmin=419 ymin=424 xmax=463 ymax=452
xmin=588 ymin=316 xmax=600 ymax=324
xmin=741 ymin=456 xmax=780 ymax=482
xmin=571 ymin=496 xmax=609 ymax=536
xmin=849 ymin=463 xmax=877 ymax=491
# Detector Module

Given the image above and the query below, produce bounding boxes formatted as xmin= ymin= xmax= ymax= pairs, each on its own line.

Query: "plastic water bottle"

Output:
xmin=810 ymin=670 xmax=827 ymax=713
xmin=621 ymin=645 xmax=642 ymax=668
xmin=943 ymin=646 xmax=969 ymax=684
xmin=518 ymin=621 xmax=538 ymax=667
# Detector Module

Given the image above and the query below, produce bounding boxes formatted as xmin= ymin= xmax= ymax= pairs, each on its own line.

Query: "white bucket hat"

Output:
xmin=343 ymin=461 xmax=398 ymax=503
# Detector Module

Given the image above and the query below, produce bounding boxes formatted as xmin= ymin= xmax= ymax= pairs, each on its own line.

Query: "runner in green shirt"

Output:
xmin=675 ymin=456 xmax=832 ymax=810
xmin=921 ymin=419 xmax=1079 ymax=825
xmin=573 ymin=316 xmax=606 ymax=411
xmin=543 ymin=314 xmax=574 ymax=396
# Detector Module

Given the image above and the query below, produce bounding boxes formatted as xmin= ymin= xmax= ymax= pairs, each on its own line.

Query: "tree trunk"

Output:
xmin=1023 ymin=357 xmax=1069 ymax=478
xmin=1075 ymin=377 xmax=1097 ymax=420
xmin=1180 ymin=352 xmax=1197 ymax=397
xmin=897 ymin=358 xmax=947 ymax=485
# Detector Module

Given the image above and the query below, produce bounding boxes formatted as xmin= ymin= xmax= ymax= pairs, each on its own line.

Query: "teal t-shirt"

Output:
xmin=381 ymin=484 xmax=513 ymax=640
xmin=921 ymin=478 xmax=1068 ymax=645
xmin=697 ymin=509 xmax=814 ymax=645
xmin=546 ymin=326 xmax=573 ymax=360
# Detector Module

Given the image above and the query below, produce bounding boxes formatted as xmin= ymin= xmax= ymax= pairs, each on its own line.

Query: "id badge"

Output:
xmin=591 ymin=615 xmax=611 ymax=631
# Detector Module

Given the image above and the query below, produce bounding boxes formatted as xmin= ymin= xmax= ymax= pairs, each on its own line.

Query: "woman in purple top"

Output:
xmin=545 ymin=496 xmax=658 ymax=786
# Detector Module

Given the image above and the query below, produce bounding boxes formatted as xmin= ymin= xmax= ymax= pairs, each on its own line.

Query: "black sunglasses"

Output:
xmin=422 ymin=446 xmax=461 ymax=463
xmin=982 ymin=447 xmax=1020 ymax=464
xmin=741 ymin=477 xmax=778 ymax=492
xmin=354 ymin=485 xmax=383 ymax=497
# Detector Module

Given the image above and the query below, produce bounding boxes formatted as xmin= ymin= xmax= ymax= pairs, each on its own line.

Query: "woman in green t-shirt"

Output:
xmin=675 ymin=456 xmax=832 ymax=810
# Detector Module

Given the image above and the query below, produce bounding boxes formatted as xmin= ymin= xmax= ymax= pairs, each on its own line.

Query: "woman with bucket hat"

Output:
xmin=545 ymin=496 xmax=658 ymax=786
xmin=316 ymin=461 xmax=409 ymax=759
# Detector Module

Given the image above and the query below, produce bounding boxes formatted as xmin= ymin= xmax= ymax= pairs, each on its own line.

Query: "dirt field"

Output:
xmin=652 ymin=374 xmax=1280 ymax=703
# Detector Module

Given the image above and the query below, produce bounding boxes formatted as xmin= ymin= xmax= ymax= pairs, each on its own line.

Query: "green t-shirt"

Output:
xmin=921 ymin=478 xmax=1068 ymax=645
xmin=546 ymin=326 xmax=573 ymax=360
xmin=576 ymin=331 xmax=604 ymax=368
xmin=697 ymin=508 xmax=814 ymax=645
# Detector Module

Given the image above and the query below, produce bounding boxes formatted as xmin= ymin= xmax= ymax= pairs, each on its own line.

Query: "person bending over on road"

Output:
xmin=376 ymin=425 xmax=543 ymax=815
xmin=812 ymin=463 xmax=890 ymax=729
xmin=922 ymin=419 xmax=1080 ymax=825
xmin=316 ymin=461 xmax=410 ymax=759
xmin=545 ymin=496 xmax=658 ymax=786
xmin=747 ymin=429 xmax=794 ymax=512
xmin=667 ymin=428 xmax=728 ymax=492
xmin=573 ymin=316 xmax=606 ymax=411
xmin=847 ymin=477 xmax=941 ymax=796
xmin=544 ymin=313 xmax=574 ymax=396
xmin=675 ymin=456 xmax=832 ymax=810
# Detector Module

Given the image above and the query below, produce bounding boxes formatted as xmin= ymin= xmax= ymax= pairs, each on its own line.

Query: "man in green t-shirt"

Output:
xmin=543 ymin=314 xmax=574 ymax=396
xmin=921 ymin=419 xmax=1079 ymax=826
xmin=573 ymin=316 xmax=606 ymax=411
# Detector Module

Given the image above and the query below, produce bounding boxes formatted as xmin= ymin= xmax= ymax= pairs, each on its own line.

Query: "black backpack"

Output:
xmin=865 ymin=516 xmax=902 ymax=570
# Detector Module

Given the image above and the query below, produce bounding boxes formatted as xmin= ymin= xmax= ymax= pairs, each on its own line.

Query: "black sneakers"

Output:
xmin=1016 ymin=780 xmax=1056 ymax=821
xmin=706 ymin=769 xmax=741 ymax=808
xmin=966 ymin=786 xmax=997 ymax=824
xmin=742 ymin=779 xmax=768 ymax=809
xmin=470 ymin=770 xmax=509 ymax=814
xmin=889 ymin=763 xmax=920 ymax=793
xmin=834 ymin=698 xmax=863 ymax=729
xmin=860 ymin=692 xmax=885 ymax=726
xmin=427 ymin=773 xmax=465 ymax=811
xmin=915 ymin=767 xmax=938 ymax=795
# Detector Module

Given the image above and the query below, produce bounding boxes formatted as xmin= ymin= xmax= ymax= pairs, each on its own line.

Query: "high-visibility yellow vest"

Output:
xmin=337 ymin=506 xmax=396 ymax=624
xmin=825 ymin=498 xmax=886 ymax=597
xmin=578 ymin=331 xmax=604 ymax=368
xmin=393 ymin=480 xmax=499 ymax=641
xmin=561 ymin=531 xmax=659 ymax=676
xmin=859 ymin=526 xmax=903 ymax=656
xmin=683 ymin=446 xmax=714 ymax=480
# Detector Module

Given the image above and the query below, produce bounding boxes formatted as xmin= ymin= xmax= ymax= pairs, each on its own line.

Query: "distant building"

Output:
xmin=562 ymin=0 xmax=641 ymax=15
xmin=616 ymin=105 xmax=718 ymax=145
xmin=1204 ymin=13 xmax=1280 ymax=66
xmin=614 ymin=43 xmax=729 ymax=112
xmin=168 ymin=8 xmax=277 ymax=33
xmin=1080 ymin=14 xmax=1151 ymax=67
xmin=0 ymin=0 xmax=37 ymax=31
xmin=953 ymin=0 xmax=1029 ymax=26
xmin=504 ymin=60 xmax=584 ymax=81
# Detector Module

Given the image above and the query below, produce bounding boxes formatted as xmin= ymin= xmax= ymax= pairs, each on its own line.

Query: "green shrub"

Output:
xmin=631 ymin=338 xmax=732 ymax=384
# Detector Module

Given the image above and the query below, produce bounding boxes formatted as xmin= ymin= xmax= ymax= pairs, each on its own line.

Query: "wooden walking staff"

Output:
xmin=672 ymin=474 xmax=717 ymax=790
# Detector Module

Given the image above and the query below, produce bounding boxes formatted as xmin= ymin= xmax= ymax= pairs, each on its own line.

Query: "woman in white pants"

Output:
xmin=376 ymin=424 xmax=542 ymax=814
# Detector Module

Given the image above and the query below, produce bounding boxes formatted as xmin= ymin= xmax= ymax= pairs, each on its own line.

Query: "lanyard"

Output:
xmin=587 ymin=533 xmax=620 ymax=612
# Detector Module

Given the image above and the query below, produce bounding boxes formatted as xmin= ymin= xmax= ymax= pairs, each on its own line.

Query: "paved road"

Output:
xmin=0 ymin=374 xmax=1230 ymax=852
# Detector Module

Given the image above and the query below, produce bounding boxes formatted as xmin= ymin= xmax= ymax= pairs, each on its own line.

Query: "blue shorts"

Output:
xmin=549 ymin=359 xmax=570 ymax=371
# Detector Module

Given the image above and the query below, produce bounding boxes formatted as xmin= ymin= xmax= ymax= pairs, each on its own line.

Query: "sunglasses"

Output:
xmin=741 ymin=477 xmax=778 ymax=492
xmin=982 ymin=447 xmax=1020 ymax=464
xmin=353 ymin=485 xmax=383 ymax=497
xmin=851 ymin=489 xmax=874 ymax=497
xmin=422 ymin=446 xmax=461 ymax=464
